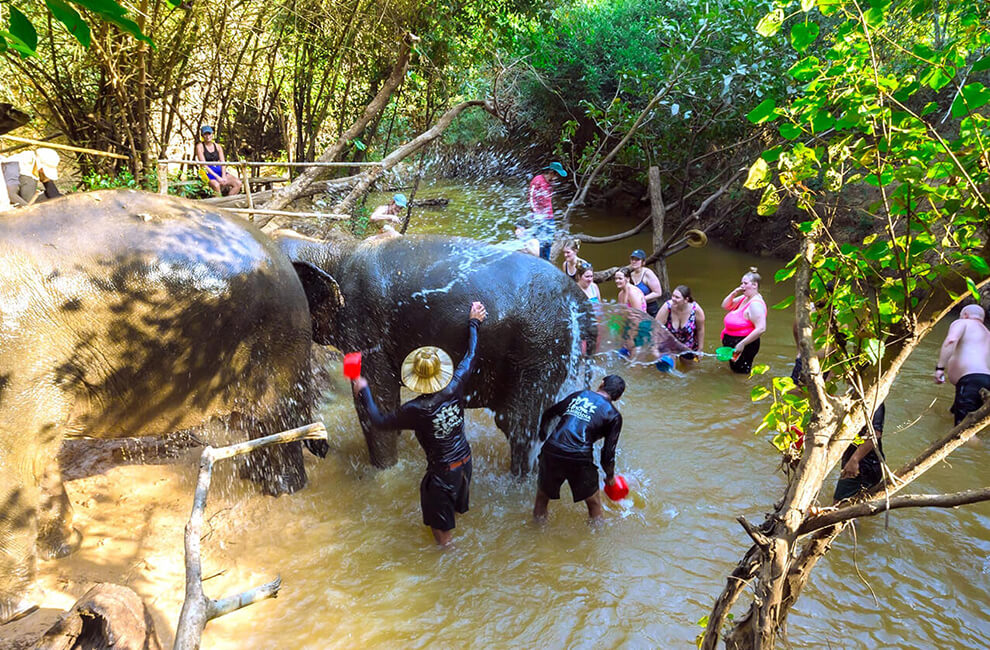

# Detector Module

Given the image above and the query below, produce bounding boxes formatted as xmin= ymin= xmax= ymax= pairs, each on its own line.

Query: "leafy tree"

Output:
xmin=701 ymin=1 xmax=990 ymax=647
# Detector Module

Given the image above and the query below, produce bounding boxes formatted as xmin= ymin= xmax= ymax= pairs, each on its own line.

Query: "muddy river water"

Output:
xmin=10 ymin=179 xmax=990 ymax=648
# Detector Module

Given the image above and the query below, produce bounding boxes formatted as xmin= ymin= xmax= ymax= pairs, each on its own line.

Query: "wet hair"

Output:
xmin=615 ymin=266 xmax=631 ymax=280
xmin=599 ymin=375 xmax=626 ymax=401
xmin=743 ymin=267 xmax=761 ymax=286
xmin=563 ymin=238 xmax=581 ymax=253
xmin=578 ymin=262 xmax=593 ymax=275
xmin=673 ymin=285 xmax=694 ymax=303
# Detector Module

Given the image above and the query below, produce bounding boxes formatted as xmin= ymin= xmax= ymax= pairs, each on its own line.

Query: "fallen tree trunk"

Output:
xmin=173 ymin=422 xmax=328 ymax=650
xmin=330 ymin=99 xmax=496 ymax=220
xmin=38 ymin=583 xmax=162 ymax=650
xmin=263 ymin=34 xmax=418 ymax=212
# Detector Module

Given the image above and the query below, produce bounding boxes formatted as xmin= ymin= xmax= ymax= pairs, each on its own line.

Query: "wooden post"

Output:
xmin=158 ymin=161 xmax=168 ymax=195
xmin=648 ymin=166 xmax=670 ymax=299
xmin=241 ymin=162 xmax=253 ymax=217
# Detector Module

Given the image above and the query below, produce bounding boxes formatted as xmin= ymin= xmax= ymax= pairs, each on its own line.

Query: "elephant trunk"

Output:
xmin=364 ymin=430 xmax=399 ymax=468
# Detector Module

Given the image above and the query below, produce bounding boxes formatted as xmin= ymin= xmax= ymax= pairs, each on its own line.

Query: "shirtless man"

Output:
xmin=934 ymin=304 xmax=990 ymax=425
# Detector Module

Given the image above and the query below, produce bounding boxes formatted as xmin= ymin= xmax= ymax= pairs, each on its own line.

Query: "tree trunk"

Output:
xmin=648 ymin=166 xmax=669 ymax=297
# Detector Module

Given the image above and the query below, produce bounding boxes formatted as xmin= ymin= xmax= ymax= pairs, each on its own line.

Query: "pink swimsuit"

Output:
xmin=722 ymin=295 xmax=764 ymax=337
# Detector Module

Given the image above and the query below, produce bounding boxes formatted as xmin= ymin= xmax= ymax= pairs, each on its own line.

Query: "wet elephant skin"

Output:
xmin=0 ymin=190 xmax=316 ymax=623
xmin=276 ymin=231 xmax=595 ymax=475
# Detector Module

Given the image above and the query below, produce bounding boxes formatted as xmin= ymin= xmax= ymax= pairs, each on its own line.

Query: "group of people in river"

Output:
xmin=350 ymin=301 xmax=626 ymax=546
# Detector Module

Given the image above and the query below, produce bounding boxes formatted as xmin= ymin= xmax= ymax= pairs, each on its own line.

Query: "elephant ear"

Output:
xmin=292 ymin=262 xmax=344 ymax=345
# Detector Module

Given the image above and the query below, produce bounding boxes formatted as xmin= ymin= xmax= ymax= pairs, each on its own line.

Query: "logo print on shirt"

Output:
xmin=564 ymin=396 xmax=597 ymax=422
xmin=432 ymin=403 xmax=463 ymax=439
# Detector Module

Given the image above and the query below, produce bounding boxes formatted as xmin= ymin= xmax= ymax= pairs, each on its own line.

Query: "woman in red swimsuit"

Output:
xmin=721 ymin=268 xmax=767 ymax=374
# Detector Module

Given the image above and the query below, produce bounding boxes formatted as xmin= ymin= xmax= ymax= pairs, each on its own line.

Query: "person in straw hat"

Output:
xmin=352 ymin=301 xmax=487 ymax=546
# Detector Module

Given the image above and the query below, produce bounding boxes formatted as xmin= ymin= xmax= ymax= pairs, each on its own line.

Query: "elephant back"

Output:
xmin=0 ymin=190 xmax=313 ymax=438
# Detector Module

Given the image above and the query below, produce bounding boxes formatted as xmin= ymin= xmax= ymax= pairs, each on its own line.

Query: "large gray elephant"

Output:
xmin=274 ymin=229 xmax=596 ymax=475
xmin=0 ymin=190 xmax=319 ymax=623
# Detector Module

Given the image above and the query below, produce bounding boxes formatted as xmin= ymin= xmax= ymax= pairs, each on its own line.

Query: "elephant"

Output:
xmin=274 ymin=229 xmax=596 ymax=475
xmin=0 ymin=190 xmax=320 ymax=624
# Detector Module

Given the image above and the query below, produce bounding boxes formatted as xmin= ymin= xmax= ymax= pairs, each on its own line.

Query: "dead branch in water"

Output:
xmin=173 ymin=422 xmax=328 ymax=650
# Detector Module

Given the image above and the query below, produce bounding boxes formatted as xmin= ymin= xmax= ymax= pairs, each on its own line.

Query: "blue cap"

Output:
xmin=393 ymin=193 xmax=408 ymax=208
xmin=546 ymin=161 xmax=568 ymax=177
xmin=200 ymin=125 xmax=214 ymax=135
xmin=630 ymin=249 xmax=646 ymax=260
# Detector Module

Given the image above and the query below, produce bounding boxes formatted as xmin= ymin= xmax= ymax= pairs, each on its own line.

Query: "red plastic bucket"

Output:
xmin=342 ymin=351 xmax=362 ymax=380
xmin=604 ymin=475 xmax=629 ymax=501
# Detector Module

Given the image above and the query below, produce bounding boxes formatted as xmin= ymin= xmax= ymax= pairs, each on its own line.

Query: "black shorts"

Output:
xmin=538 ymin=452 xmax=599 ymax=502
xmin=420 ymin=460 xmax=471 ymax=531
xmin=952 ymin=373 xmax=990 ymax=425
xmin=722 ymin=334 xmax=761 ymax=374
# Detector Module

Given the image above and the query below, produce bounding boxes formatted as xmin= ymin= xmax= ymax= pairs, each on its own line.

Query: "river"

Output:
xmin=19 ymin=179 xmax=990 ymax=648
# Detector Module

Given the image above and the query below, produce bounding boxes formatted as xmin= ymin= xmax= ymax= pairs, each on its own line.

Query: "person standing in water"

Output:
xmin=352 ymin=301 xmax=487 ymax=546
xmin=720 ymin=267 xmax=767 ymax=374
xmin=561 ymin=239 xmax=587 ymax=280
xmin=628 ymin=249 xmax=663 ymax=317
xmin=529 ymin=161 xmax=568 ymax=260
xmin=534 ymin=375 xmax=626 ymax=522
xmin=934 ymin=304 xmax=990 ymax=425
xmin=369 ymin=193 xmax=407 ymax=239
xmin=655 ymin=284 xmax=705 ymax=358
xmin=577 ymin=263 xmax=601 ymax=303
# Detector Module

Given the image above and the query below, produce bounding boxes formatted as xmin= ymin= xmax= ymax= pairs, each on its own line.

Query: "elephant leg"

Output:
xmin=236 ymin=383 xmax=312 ymax=496
xmin=353 ymin=368 xmax=401 ymax=468
xmin=0 ymin=473 xmax=41 ymax=625
xmin=36 ymin=454 xmax=80 ymax=559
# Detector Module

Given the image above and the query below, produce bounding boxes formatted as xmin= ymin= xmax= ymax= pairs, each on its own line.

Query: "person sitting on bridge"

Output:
xmin=194 ymin=125 xmax=241 ymax=197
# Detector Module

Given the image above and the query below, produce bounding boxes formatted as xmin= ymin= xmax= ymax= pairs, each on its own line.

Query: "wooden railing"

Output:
xmin=157 ymin=158 xmax=378 ymax=222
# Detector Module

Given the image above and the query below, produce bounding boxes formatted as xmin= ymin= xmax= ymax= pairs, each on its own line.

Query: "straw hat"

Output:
xmin=685 ymin=229 xmax=708 ymax=247
xmin=36 ymin=148 xmax=60 ymax=181
xmin=401 ymin=346 xmax=454 ymax=394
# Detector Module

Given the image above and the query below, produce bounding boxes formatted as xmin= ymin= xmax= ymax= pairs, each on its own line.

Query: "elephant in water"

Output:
xmin=274 ymin=229 xmax=596 ymax=475
xmin=0 ymin=190 xmax=321 ymax=623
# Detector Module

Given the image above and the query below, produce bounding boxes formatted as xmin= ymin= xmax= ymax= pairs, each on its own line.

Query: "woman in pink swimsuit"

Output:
xmin=721 ymin=267 xmax=767 ymax=374
xmin=614 ymin=267 xmax=647 ymax=312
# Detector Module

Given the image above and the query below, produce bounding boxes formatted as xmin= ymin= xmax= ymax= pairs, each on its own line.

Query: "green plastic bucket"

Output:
xmin=715 ymin=346 xmax=735 ymax=362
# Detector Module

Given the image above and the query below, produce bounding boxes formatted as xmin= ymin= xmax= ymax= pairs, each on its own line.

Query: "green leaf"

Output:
xmin=756 ymin=8 xmax=784 ymax=38
xmin=779 ymin=123 xmax=802 ymax=140
xmin=921 ymin=65 xmax=954 ymax=91
xmin=789 ymin=57 xmax=820 ymax=82
xmin=817 ymin=0 xmax=841 ymax=15
xmin=751 ymin=364 xmax=770 ymax=376
xmin=963 ymin=254 xmax=990 ymax=274
xmin=772 ymin=376 xmax=797 ymax=393
xmin=45 ymin=0 xmax=91 ymax=48
xmin=751 ymin=386 xmax=771 ymax=401
xmin=773 ymin=295 xmax=795 ymax=310
xmin=8 ymin=6 xmax=37 ymax=53
xmin=966 ymin=276 xmax=980 ymax=299
xmin=757 ymin=184 xmax=781 ymax=215
xmin=352 ymin=138 xmax=367 ymax=151
xmin=864 ymin=338 xmax=885 ymax=365
xmin=973 ymin=54 xmax=990 ymax=73
xmin=801 ymin=0 xmax=816 ymax=11
xmin=790 ymin=21 xmax=819 ymax=53
xmin=747 ymin=98 xmax=777 ymax=124
xmin=744 ymin=157 xmax=771 ymax=190
xmin=951 ymin=82 xmax=990 ymax=118
xmin=775 ymin=266 xmax=797 ymax=283
xmin=0 ymin=29 xmax=34 ymax=56
xmin=74 ymin=0 xmax=128 ymax=17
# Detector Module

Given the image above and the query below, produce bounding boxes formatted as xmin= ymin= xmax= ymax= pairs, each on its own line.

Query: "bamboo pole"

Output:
xmin=223 ymin=207 xmax=350 ymax=220
xmin=241 ymin=162 xmax=253 ymax=215
xmin=157 ymin=159 xmax=381 ymax=167
xmin=0 ymin=135 xmax=130 ymax=160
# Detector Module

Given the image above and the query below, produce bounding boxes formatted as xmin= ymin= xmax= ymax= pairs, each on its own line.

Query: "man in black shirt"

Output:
xmin=833 ymin=403 xmax=886 ymax=502
xmin=352 ymin=301 xmax=487 ymax=546
xmin=534 ymin=375 xmax=625 ymax=522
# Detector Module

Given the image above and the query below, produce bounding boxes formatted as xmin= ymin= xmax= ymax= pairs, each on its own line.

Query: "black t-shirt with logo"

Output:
xmin=539 ymin=389 xmax=623 ymax=477
xmin=359 ymin=320 xmax=480 ymax=469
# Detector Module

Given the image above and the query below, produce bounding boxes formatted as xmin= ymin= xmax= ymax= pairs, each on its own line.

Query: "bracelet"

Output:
xmin=935 ymin=366 xmax=945 ymax=371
